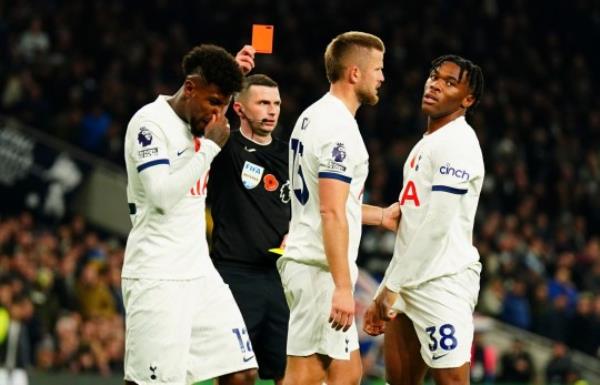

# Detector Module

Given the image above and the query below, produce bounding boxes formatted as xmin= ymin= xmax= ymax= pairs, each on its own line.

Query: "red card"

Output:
xmin=252 ymin=24 xmax=274 ymax=54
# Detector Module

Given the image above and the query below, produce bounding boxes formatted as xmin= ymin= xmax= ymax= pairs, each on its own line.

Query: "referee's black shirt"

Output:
xmin=208 ymin=130 xmax=290 ymax=269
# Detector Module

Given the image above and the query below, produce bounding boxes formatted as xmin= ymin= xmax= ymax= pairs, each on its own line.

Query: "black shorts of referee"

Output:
xmin=215 ymin=260 xmax=289 ymax=381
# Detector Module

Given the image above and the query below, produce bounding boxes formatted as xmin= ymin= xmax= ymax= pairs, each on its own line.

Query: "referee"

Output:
xmin=208 ymin=74 xmax=290 ymax=385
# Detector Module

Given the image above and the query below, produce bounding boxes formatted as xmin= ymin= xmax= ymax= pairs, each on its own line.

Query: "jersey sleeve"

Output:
xmin=127 ymin=121 xmax=170 ymax=172
xmin=316 ymin=130 xmax=356 ymax=184
xmin=429 ymin=139 xmax=477 ymax=195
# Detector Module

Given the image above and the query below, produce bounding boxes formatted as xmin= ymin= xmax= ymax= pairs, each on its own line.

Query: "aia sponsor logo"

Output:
xmin=400 ymin=180 xmax=420 ymax=207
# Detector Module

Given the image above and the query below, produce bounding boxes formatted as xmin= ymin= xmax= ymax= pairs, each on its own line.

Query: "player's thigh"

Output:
xmin=279 ymin=260 xmax=358 ymax=360
xmin=186 ymin=273 xmax=258 ymax=383
xmin=283 ymin=354 xmax=330 ymax=385
xmin=326 ymin=349 xmax=362 ymax=385
xmin=403 ymin=266 xmax=480 ymax=370
xmin=431 ymin=362 xmax=471 ymax=385
xmin=384 ymin=313 xmax=427 ymax=385
xmin=122 ymin=278 xmax=192 ymax=384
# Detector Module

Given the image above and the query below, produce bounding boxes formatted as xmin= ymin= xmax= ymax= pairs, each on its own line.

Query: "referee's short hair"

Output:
xmin=235 ymin=74 xmax=278 ymax=101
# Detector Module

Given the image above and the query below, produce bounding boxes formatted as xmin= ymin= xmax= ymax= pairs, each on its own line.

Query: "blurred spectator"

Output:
xmin=499 ymin=338 xmax=535 ymax=384
xmin=75 ymin=261 xmax=116 ymax=320
xmin=500 ymin=279 xmax=531 ymax=330
xmin=16 ymin=17 xmax=50 ymax=62
xmin=470 ymin=330 xmax=497 ymax=384
xmin=583 ymin=260 xmax=600 ymax=294
xmin=35 ymin=334 xmax=55 ymax=371
xmin=79 ymin=104 xmax=112 ymax=154
xmin=530 ymin=282 xmax=554 ymax=335
xmin=478 ymin=276 xmax=505 ymax=317
xmin=565 ymin=369 xmax=590 ymax=385
xmin=568 ymin=294 xmax=597 ymax=356
xmin=591 ymin=296 xmax=600 ymax=358
xmin=545 ymin=342 xmax=574 ymax=385
xmin=548 ymin=267 xmax=578 ymax=312
xmin=542 ymin=294 xmax=571 ymax=342
xmin=0 ymin=292 xmax=35 ymax=385
xmin=53 ymin=312 xmax=80 ymax=371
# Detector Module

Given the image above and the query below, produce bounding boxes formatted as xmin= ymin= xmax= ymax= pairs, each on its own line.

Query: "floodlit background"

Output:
xmin=0 ymin=1 xmax=599 ymax=384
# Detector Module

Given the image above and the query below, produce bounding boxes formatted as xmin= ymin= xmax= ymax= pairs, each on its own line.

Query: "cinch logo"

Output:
xmin=440 ymin=163 xmax=470 ymax=181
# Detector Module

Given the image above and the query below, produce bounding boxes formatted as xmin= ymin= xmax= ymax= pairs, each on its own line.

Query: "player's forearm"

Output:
xmin=142 ymin=139 xmax=221 ymax=212
xmin=361 ymin=204 xmax=383 ymax=226
xmin=385 ymin=192 xmax=459 ymax=291
xmin=321 ymin=210 xmax=352 ymax=290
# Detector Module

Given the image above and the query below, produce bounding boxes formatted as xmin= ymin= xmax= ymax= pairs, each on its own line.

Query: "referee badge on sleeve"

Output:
xmin=241 ymin=161 xmax=264 ymax=189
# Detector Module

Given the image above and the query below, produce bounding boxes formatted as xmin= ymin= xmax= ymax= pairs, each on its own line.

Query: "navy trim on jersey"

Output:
xmin=318 ymin=172 xmax=352 ymax=184
xmin=137 ymin=159 xmax=170 ymax=172
xmin=432 ymin=185 xmax=467 ymax=195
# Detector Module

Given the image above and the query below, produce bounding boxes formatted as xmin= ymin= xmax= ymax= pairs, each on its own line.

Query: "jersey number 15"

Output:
xmin=290 ymin=138 xmax=309 ymax=205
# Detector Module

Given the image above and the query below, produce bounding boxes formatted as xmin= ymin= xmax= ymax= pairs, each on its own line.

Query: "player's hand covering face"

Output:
xmin=184 ymin=78 xmax=231 ymax=137
xmin=203 ymin=113 xmax=230 ymax=148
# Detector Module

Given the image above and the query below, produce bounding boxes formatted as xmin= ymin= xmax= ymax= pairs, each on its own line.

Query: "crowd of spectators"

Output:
xmin=470 ymin=336 xmax=592 ymax=385
xmin=0 ymin=212 xmax=124 ymax=375
xmin=1 ymin=0 xmax=600 ymax=383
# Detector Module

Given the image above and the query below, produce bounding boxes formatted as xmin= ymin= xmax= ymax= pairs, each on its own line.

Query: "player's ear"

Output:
xmin=348 ymin=65 xmax=361 ymax=84
xmin=461 ymin=94 xmax=475 ymax=109
xmin=183 ymin=77 xmax=195 ymax=98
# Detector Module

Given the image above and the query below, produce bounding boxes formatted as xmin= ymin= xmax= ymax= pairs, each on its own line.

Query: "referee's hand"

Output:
xmin=329 ymin=287 xmax=354 ymax=332
xmin=235 ymin=45 xmax=256 ymax=75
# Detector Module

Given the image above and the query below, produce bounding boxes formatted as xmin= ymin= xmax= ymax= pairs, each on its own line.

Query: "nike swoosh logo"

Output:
xmin=177 ymin=149 xmax=188 ymax=156
xmin=244 ymin=146 xmax=256 ymax=153
xmin=242 ymin=355 xmax=255 ymax=362
xmin=432 ymin=353 xmax=449 ymax=360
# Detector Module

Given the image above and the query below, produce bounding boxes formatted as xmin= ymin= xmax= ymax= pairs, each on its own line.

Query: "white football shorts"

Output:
xmin=122 ymin=270 xmax=257 ymax=385
xmin=392 ymin=262 xmax=481 ymax=368
xmin=278 ymin=259 xmax=359 ymax=360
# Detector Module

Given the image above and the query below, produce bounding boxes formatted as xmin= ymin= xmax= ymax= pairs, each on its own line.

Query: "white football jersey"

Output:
xmin=122 ymin=95 xmax=220 ymax=279
xmin=282 ymin=93 xmax=369 ymax=276
xmin=384 ymin=116 xmax=484 ymax=289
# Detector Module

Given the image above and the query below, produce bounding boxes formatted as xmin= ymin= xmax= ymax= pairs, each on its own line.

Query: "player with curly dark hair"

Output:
xmin=365 ymin=54 xmax=485 ymax=385
xmin=121 ymin=43 xmax=260 ymax=385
